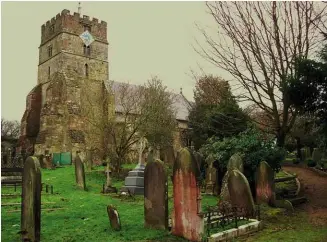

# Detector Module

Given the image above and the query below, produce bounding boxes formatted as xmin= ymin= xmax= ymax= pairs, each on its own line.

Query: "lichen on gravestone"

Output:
xmin=107 ymin=205 xmax=121 ymax=231
xmin=172 ymin=148 xmax=204 ymax=242
xmin=228 ymin=169 xmax=255 ymax=216
xmin=74 ymin=155 xmax=86 ymax=190
xmin=144 ymin=158 xmax=168 ymax=230
xmin=227 ymin=153 xmax=244 ymax=173
xmin=255 ymin=161 xmax=276 ymax=206
xmin=220 ymin=153 xmax=244 ymax=202
xmin=21 ymin=156 xmax=42 ymax=242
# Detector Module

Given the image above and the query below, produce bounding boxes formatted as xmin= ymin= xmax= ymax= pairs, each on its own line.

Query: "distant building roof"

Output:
xmin=111 ymin=81 xmax=192 ymax=122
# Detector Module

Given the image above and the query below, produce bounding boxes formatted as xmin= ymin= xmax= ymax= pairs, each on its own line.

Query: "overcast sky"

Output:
xmin=1 ymin=1 xmax=230 ymax=121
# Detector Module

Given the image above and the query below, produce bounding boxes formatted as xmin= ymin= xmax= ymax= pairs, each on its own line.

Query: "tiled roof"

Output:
xmin=110 ymin=81 xmax=192 ymax=121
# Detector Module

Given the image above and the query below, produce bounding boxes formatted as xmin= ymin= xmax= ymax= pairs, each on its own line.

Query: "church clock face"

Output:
xmin=80 ymin=30 xmax=95 ymax=46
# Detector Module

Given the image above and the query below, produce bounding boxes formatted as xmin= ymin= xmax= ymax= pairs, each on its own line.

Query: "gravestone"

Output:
xmin=120 ymin=137 xmax=148 ymax=195
xmin=39 ymin=155 xmax=52 ymax=169
xmin=74 ymin=155 xmax=86 ymax=190
xmin=255 ymin=161 xmax=276 ymax=205
xmin=107 ymin=205 xmax=121 ymax=231
xmin=312 ymin=148 xmax=322 ymax=163
xmin=144 ymin=159 xmax=168 ymax=230
xmin=21 ymin=156 xmax=41 ymax=242
xmin=220 ymin=153 xmax=244 ymax=202
xmin=228 ymin=169 xmax=255 ymax=216
xmin=220 ymin=171 xmax=231 ymax=202
xmin=205 ymin=155 xmax=217 ymax=194
xmin=227 ymin=153 xmax=244 ymax=173
xmin=172 ymin=148 xmax=204 ymax=241
xmin=45 ymin=154 xmax=53 ymax=168
xmin=193 ymin=151 xmax=203 ymax=175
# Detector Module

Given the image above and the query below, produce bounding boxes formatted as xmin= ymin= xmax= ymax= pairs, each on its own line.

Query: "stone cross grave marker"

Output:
xmin=172 ymin=148 xmax=204 ymax=242
xmin=205 ymin=155 xmax=217 ymax=194
xmin=107 ymin=205 xmax=121 ymax=231
xmin=144 ymin=159 xmax=168 ymax=230
xmin=74 ymin=155 xmax=86 ymax=190
xmin=255 ymin=161 xmax=276 ymax=205
xmin=21 ymin=156 xmax=42 ymax=242
xmin=228 ymin=169 xmax=255 ymax=216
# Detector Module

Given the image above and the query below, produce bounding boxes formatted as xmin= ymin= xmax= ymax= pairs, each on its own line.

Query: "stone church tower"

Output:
xmin=18 ymin=9 xmax=110 ymax=163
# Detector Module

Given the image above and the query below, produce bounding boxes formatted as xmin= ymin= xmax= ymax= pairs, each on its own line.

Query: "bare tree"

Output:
xmin=1 ymin=118 xmax=20 ymax=139
xmin=83 ymin=77 xmax=177 ymax=192
xmin=195 ymin=1 xmax=327 ymax=146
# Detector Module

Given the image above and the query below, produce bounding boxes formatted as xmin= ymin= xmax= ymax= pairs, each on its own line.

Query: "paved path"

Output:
xmin=283 ymin=166 xmax=327 ymax=226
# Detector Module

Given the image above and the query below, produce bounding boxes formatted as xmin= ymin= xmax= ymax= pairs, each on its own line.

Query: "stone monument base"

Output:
xmin=120 ymin=164 xmax=145 ymax=195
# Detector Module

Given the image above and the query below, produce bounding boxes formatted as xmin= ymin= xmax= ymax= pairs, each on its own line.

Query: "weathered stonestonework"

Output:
xmin=18 ymin=85 xmax=42 ymax=154
xmin=18 ymin=9 xmax=109 ymax=163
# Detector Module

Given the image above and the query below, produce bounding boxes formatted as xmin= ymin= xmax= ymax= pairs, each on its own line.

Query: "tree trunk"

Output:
xmin=276 ymin=130 xmax=286 ymax=147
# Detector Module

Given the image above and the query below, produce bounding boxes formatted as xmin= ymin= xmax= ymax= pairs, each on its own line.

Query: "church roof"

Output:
xmin=111 ymin=81 xmax=192 ymax=121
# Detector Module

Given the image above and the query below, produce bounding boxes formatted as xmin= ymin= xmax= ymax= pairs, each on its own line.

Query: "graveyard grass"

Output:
xmin=238 ymin=205 xmax=327 ymax=242
xmin=1 ymin=165 xmax=215 ymax=242
xmin=2 ymin=165 xmax=327 ymax=242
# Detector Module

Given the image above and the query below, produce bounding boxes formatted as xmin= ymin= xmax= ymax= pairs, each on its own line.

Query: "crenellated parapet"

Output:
xmin=41 ymin=9 xmax=107 ymax=45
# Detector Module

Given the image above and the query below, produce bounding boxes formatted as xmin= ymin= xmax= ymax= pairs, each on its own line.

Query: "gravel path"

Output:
xmin=283 ymin=166 xmax=327 ymax=226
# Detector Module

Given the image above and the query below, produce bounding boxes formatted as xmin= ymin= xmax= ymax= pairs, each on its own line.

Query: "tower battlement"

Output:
xmin=41 ymin=9 xmax=107 ymax=46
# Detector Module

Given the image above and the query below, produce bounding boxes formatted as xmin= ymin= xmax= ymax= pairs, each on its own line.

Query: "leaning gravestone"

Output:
xmin=172 ymin=148 xmax=204 ymax=242
xmin=107 ymin=205 xmax=121 ymax=231
xmin=255 ymin=161 xmax=276 ymax=206
xmin=220 ymin=153 xmax=244 ymax=202
xmin=21 ymin=156 xmax=41 ymax=242
xmin=144 ymin=159 xmax=168 ymax=230
xmin=74 ymin=155 xmax=86 ymax=190
xmin=228 ymin=169 xmax=255 ymax=216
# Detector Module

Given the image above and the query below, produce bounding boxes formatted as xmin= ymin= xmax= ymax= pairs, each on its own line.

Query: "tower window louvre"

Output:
xmin=85 ymin=64 xmax=89 ymax=77
xmin=83 ymin=45 xmax=91 ymax=56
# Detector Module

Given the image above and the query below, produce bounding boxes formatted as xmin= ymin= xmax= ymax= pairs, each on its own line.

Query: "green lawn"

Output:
xmin=1 ymin=165 xmax=215 ymax=242
xmin=236 ymin=205 xmax=327 ymax=242
xmin=2 ymin=166 xmax=326 ymax=242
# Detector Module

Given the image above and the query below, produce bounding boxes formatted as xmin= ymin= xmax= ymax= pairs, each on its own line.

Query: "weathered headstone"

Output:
xmin=227 ymin=153 xmax=244 ymax=173
xmin=107 ymin=205 xmax=121 ymax=231
xmin=172 ymin=148 xmax=204 ymax=241
xmin=21 ymin=156 xmax=41 ymax=242
xmin=220 ymin=153 xmax=244 ymax=202
xmin=228 ymin=169 xmax=255 ymax=216
xmin=205 ymin=155 xmax=217 ymax=194
xmin=220 ymin=171 xmax=231 ymax=202
xmin=74 ymin=155 xmax=86 ymax=190
xmin=312 ymin=148 xmax=322 ymax=163
xmin=144 ymin=159 xmax=168 ymax=230
xmin=193 ymin=151 xmax=203 ymax=175
xmin=255 ymin=161 xmax=276 ymax=205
